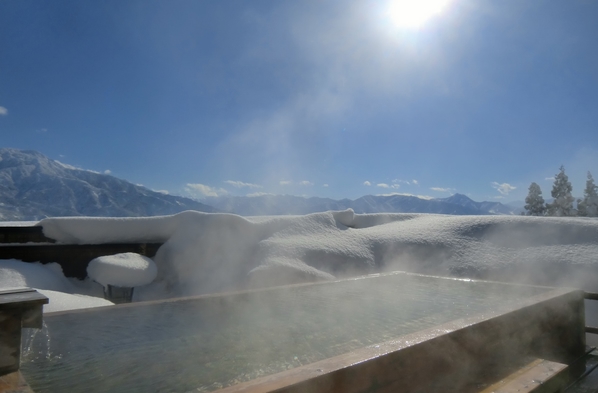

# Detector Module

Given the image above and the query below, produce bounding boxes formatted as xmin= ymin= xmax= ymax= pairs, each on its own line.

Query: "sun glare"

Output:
xmin=387 ymin=0 xmax=451 ymax=29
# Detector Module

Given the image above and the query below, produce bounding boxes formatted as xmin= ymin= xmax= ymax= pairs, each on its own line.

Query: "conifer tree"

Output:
xmin=524 ymin=182 xmax=546 ymax=216
xmin=578 ymin=171 xmax=598 ymax=217
xmin=546 ymin=165 xmax=576 ymax=216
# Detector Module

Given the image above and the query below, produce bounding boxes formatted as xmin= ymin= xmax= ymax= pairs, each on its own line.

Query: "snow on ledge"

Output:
xmin=38 ymin=289 xmax=114 ymax=313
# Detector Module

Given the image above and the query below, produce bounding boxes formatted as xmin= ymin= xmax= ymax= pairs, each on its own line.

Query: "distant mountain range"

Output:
xmin=0 ymin=148 xmax=217 ymax=220
xmin=0 ymin=148 xmax=522 ymax=221
xmin=204 ymin=193 xmax=521 ymax=216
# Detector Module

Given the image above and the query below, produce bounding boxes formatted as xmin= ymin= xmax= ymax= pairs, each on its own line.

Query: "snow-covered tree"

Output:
xmin=524 ymin=182 xmax=546 ymax=216
xmin=546 ymin=165 xmax=576 ymax=216
xmin=577 ymin=171 xmax=598 ymax=217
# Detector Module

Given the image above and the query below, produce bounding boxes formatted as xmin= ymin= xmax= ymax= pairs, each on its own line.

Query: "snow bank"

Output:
xmin=1 ymin=209 xmax=596 ymax=312
xmin=0 ymin=260 xmax=74 ymax=293
xmin=36 ymin=211 xmax=598 ymax=301
xmin=0 ymin=259 xmax=113 ymax=312
xmin=87 ymin=253 xmax=157 ymax=288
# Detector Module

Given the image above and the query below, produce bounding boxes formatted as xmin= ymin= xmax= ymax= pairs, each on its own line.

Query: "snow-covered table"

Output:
xmin=87 ymin=253 xmax=157 ymax=303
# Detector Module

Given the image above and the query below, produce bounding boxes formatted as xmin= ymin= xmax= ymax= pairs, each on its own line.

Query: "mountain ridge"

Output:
xmin=0 ymin=148 xmax=217 ymax=220
xmin=204 ymin=192 xmax=521 ymax=216
xmin=0 ymin=148 xmax=521 ymax=220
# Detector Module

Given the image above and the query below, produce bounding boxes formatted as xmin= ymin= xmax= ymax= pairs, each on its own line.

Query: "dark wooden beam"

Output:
xmin=0 ymin=227 xmax=54 ymax=244
xmin=0 ymin=243 xmax=162 ymax=279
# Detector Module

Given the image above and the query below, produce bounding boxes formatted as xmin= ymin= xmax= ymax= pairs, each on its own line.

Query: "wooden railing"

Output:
xmin=0 ymin=226 xmax=162 ymax=280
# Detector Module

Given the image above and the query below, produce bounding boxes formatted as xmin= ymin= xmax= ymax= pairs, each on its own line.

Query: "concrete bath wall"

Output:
xmin=216 ymin=287 xmax=585 ymax=393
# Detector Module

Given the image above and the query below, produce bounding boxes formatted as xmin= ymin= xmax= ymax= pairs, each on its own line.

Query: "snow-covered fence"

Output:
xmin=0 ymin=225 xmax=162 ymax=279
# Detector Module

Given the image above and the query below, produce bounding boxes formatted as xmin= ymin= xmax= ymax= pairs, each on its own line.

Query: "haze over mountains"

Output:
xmin=204 ymin=193 xmax=520 ymax=216
xmin=0 ymin=148 xmax=521 ymax=220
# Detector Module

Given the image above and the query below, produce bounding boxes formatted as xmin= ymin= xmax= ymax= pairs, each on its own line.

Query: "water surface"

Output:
xmin=21 ymin=273 xmax=549 ymax=393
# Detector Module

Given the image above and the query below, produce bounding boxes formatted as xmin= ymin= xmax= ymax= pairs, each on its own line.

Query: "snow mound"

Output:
xmin=0 ymin=259 xmax=112 ymax=312
xmin=0 ymin=260 xmax=74 ymax=293
xmin=28 ymin=210 xmax=598 ymax=304
xmin=87 ymin=253 xmax=157 ymax=288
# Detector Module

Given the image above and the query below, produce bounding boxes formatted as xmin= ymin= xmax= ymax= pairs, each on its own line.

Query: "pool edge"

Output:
xmin=213 ymin=287 xmax=585 ymax=393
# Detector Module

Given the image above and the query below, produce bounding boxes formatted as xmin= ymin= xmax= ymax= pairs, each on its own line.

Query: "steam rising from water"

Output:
xmin=18 ymin=210 xmax=598 ymax=390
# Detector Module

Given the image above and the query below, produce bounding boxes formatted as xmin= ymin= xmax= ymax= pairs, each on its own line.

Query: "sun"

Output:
xmin=387 ymin=0 xmax=451 ymax=29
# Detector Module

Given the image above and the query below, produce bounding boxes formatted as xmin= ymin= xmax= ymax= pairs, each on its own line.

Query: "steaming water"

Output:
xmin=20 ymin=273 xmax=549 ymax=393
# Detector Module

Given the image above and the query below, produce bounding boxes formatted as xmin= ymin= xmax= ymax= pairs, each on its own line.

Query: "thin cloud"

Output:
xmin=412 ymin=179 xmax=419 ymax=185
xmin=363 ymin=181 xmax=372 ymax=186
xmin=186 ymin=183 xmax=228 ymax=198
xmin=430 ymin=187 xmax=454 ymax=193
xmin=491 ymin=182 xmax=516 ymax=196
xmin=153 ymin=189 xmax=170 ymax=195
xmin=104 ymin=170 xmax=111 ymax=175
xmin=377 ymin=192 xmax=434 ymax=200
xmin=279 ymin=180 xmax=292 ymax=186
xmin=378 ymin=183 xmax=400 ymax=189
xmin=36 ymin=128 xmax=48 ymax=133
xmin=322 ymin=184 xmax=329 ymax=187
xmin=299 ymin=180 xmax=314 ymax=186
xmin=0 ymin=107 xmax=7 ymax=116
xmin=247 ymin=192 xmax=274 ymax=197
xmin=545 ymin=177 xmax=555 ymax=181
xmin=224 ymin=180 xmax=262 ymax=189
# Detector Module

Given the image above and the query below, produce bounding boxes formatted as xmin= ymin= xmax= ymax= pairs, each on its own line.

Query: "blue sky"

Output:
xmin=1 ymin=0 xmax=597 ymax=203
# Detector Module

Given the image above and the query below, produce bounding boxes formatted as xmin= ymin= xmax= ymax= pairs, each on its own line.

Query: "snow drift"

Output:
xmin=0 ymin=259 xmax=113 ymax=312
xmin=35 ymin=210 xmax=598 ymax=302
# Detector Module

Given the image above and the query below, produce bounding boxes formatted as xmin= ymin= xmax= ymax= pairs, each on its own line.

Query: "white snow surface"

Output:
xmin=37 ymin=210 xmax=598 ymax=300
xmin=36 ymin=289 xmax=113 ymax=313
xmin=87 ymin=253 xmax=157 ymax=288
xmin=2 ymin=210 xmax=598 ymax=312
xmin=0 ymin=259 xmax=74 ymax=292
xmin=0 ymin=259 xmax=113 ymax=312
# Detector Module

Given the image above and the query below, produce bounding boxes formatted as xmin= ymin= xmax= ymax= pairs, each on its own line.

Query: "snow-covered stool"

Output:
xmin=87 ymin=253 xmax=157 ymax=304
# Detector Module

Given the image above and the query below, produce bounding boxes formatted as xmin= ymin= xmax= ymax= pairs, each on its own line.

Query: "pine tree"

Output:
xmin=546 ymin=165 xmax=576 ymax=216
xmin=577 ymin=171 xmax=598 ymax=217
xmin=524 ymin=182 xmax=546 ymax=216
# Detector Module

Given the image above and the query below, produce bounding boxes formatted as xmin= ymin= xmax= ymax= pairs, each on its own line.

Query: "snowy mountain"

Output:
xmin=0 ymin=148 xmax=217 ymax=220
xmin=0 ymin=148 xmax=520 ymax=220
xmin=436 ymin=194 xmax=520 ymax=215
xmin=206 ymin=193 xmax=521 ymax=216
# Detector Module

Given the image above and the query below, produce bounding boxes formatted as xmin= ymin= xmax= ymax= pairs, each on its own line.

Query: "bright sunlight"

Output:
xmin=387 ymin=0 xmax=451 ymax=28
